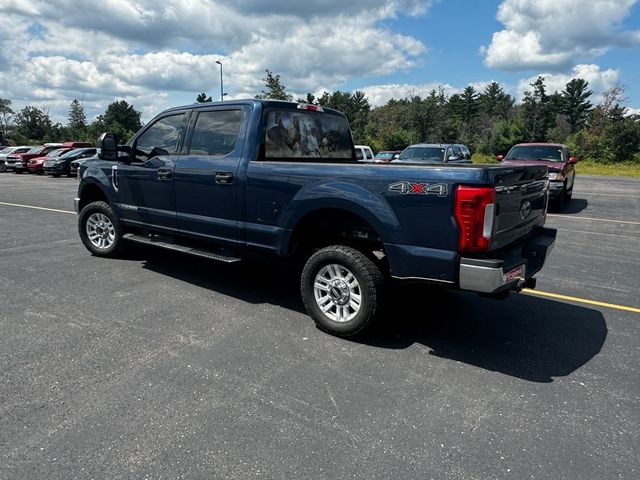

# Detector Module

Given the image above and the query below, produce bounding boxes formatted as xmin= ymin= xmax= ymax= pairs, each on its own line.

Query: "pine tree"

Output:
xmin=478 ymin=82 xmax=514 ymax=120
xmin=522 ymin=76 xmax=554 ymax=142
xmin=255 ymin=70 xmax=293 ymax=101
xmin=196 ymin=92 xmax=212 ymax=103
xmin=561 ymin=79 xmax=593 ymax=133
xmin=67 ymin=99 xmax=87 ymax=137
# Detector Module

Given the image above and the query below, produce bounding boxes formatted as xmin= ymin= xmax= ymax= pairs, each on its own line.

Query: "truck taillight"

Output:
xmin=455 ymin=186 xmax=496 ymax=253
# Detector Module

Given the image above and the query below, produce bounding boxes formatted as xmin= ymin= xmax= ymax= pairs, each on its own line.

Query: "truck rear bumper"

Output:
xmin=459 ymin=227 xmax=556 ymax=293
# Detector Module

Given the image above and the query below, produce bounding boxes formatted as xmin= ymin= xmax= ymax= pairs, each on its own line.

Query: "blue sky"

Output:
xmin=1 ymin=0 xmax=639 ymax=123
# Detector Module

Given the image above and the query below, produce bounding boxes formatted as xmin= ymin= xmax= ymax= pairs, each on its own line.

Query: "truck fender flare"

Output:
xmin=280 ymin=180 xmax=402 ymax=253
xmin=78 ymin=174 xmax=113 ymax=208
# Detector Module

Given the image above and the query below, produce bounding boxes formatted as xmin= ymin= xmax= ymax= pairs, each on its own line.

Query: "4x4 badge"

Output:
xmin=388 ymin=181 xmax=448 ymax=197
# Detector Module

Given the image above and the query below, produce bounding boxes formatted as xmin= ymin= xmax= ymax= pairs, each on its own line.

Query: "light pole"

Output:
xmin=216 ymin=60 xmax=224 ymax=101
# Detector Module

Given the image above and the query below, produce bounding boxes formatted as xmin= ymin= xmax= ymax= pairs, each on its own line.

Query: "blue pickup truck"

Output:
xmin=75 ymin=99 xmax=556 ymax=337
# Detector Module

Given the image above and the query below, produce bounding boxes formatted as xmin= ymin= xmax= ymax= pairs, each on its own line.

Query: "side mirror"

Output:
xmin=568 ymin=156 xmax=578 ymax=164
xmin=97 ymin=133 xmax=118 ymax=161
xmin=448 ymin=155 xmax=458 ymax=161
xmin=496 ymin=155 xmax=504 ymax=162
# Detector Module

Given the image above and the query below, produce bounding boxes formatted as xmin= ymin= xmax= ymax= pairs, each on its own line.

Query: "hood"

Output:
xmin=499 ymin=158 xmax=564 ymax=172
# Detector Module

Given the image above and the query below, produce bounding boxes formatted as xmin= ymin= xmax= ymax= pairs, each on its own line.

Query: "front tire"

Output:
xmin=301 ymin=245 xmax=385 ymax=337
xmin=78 ymin=201 xmax=124 ymax=257
xmin=551 ymin=184 xmax=566 ymax=212
xmin=563 ymin=181 xmax=573 ymax=203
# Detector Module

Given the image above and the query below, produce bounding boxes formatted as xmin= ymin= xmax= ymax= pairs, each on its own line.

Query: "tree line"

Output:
xmin=2 ymin=71 xmax=639 ymax=164
xmin=0 ymin=98 xmax=142 ymax=147
xmin=253 ymin=70 xmax=640 ymax=164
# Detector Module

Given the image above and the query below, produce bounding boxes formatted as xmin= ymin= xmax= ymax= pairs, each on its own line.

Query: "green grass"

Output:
xmin=472 ymin=154 xmax=640 ymax=177
xmin=573 ymin=161 xmax=640 ymax=177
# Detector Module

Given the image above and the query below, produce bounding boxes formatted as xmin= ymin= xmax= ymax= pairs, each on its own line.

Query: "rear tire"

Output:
xmin=301 ymin=245 xmax=385 ymax=337
xmin=78 ymin=201 xmax=124 ymax=257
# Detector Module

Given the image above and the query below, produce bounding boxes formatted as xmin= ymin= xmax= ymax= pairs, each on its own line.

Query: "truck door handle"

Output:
xmin=157 ymin=168 xmax=172 ymax=181
xmin=215 ymin=172 xmax=234 ymax=185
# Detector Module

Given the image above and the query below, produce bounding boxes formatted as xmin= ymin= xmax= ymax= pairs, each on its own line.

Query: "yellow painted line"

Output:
xmin=546 ymin=214 xmax=640 ymax=225
xmin=524 ymin=289 xmax=640 ymax=313
xmin=0 ymin=201 xmax=75 ymax=215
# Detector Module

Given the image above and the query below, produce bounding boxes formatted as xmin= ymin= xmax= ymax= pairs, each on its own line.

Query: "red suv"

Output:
xmin=497 ymin=143 xmax=577 ymax=211
xmin=8 ymin=143 xmax=63 ymax=173
xmin=27 ymin=148 xmax=72 ymax=174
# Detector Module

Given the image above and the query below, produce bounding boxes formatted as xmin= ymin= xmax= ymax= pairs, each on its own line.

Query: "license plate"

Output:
xmin=504 ymin=264 xmax=525 ymax=282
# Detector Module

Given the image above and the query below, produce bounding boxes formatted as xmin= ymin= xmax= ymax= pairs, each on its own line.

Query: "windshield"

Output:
xmin=47 ymin=148 xmax=69 ymax=158
xmin=264 ymin=110 xmax=352 ymax=159
xmin=27 ymin=146 xmax=43 ymax=154
xmin=375 ymin=152 xmax=395 ymax=159
xmin=0 ymin=147 xmax=13 ymax=154
xmin=397 ymin=146 xmax=446 ymax=162
xmin=506 ymin=145 xmax=563 ymax=162
xmin=59 ymin=149 xmax=85 ymax=158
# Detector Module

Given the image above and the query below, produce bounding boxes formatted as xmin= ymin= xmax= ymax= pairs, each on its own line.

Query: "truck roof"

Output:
xmin=161 ymin=99 xmax=346 ymax=118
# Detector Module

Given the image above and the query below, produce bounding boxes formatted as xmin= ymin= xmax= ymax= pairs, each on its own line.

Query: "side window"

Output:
xmin=135 ymin=113 xmax=186 ymax=162
xmin=189 ymin=110 xmax=242 ymax=156
xmin=445 ymin=147 xmax=454 ymax=159
xmin=365 ymin=148 xmax=374 ymax=160
xmin=452 ymin=146 xmax=462 ymax=158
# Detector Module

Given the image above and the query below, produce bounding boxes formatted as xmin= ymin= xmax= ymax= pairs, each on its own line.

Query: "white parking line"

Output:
xmin=547 ymin=214 xmax=640 ymax=225
xmin=0 ymin=201 xmax=75 ymax=215
xmin=575 ymin=192 xmax=638 ymax=198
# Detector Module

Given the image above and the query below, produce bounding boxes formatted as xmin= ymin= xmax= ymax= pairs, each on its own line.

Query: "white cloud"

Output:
xmin=484 ymin=0 xmax=640 ymax=70
xmin=517 ymin=64 xmax=620 ymax=101
xmin=0 ymin=0 xmax=432 ymax=122
xmin=358 ymin=83 xmax=457 ymax=106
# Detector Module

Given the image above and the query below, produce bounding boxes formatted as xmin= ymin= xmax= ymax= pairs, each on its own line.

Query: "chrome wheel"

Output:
xmin=86 ymin=212 xmax=115 ymax=250
xmin=313 ymin=264 xmax=362 ymax=322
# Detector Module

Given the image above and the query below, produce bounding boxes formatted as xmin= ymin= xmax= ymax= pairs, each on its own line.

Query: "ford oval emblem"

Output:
xmin=519 ymin=200 xmax=532 ymax=220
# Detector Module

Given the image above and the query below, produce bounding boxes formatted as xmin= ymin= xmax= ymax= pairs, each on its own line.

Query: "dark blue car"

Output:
xmin=44 ymin=148 xmax=97 ymax=177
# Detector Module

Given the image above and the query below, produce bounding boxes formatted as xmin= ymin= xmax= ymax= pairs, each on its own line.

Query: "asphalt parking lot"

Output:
xmin=1 ymin=173 xmax=638 ymax=479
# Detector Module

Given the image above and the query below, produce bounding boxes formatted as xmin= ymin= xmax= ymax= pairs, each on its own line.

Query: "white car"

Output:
xmin=0 ymin=146 xmax=33 ymax=172
xmin=355 ymin=145 xmax=374 ymax=162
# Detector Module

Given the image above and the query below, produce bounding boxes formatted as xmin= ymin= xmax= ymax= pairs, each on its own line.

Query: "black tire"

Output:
xmin=78 ymin=201 xmax=124 ymax=257
xmin=551 ymin=185 xmax=565 ymax=212
xmin=301 ymin=245 xmax=385 ymax=337
xmin=563 ymin=182 xmax=573 ymax=203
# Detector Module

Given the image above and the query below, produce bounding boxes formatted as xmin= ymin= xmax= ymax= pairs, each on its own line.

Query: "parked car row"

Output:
xmin=354 ymin=141 xmax=577 ymax=211
xmin=0 ymin=142 xmax=96 ymax=177
xmin=2 ymin=137 xmax=577 ymax=212
xmin=357 ymin=143 xmax=473 ymax=164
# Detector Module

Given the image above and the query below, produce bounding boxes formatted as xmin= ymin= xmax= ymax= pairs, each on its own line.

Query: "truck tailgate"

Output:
xmin=489 ymin=165 xmax=549 ymax=251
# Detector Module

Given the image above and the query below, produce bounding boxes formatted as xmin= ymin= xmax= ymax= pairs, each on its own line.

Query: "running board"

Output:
xmin=123 ymin=233 xmax=242 ymax=263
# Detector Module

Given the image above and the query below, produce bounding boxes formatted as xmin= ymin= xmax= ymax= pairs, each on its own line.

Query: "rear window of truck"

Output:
xmin=264 ymin=110 xmax=352 ymax=160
